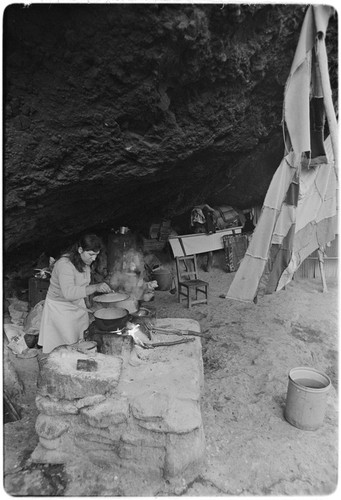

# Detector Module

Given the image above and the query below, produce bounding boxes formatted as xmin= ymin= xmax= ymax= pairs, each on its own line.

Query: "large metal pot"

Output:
xmin=93 ymin=307 xmax=129 ymax=331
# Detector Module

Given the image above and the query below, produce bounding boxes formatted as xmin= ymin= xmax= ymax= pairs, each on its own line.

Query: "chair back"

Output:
xmin=175 ymin=255 xmax=199 ymax=282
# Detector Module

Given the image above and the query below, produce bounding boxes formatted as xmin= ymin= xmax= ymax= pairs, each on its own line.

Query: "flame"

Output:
xmin=125 ymin=322 xmax=146 ymax=347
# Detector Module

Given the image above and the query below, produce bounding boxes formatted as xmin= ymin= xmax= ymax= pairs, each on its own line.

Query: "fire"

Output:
xmin=124 ymin=322 xmax=147 ymax=347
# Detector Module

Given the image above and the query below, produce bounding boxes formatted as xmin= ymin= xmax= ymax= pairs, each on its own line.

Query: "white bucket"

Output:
xmin=284 ymin=367 xmax=331 ymax=431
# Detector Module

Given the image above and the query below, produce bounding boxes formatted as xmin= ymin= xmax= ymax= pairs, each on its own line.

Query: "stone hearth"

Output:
xmin=31 ymin=318 xmax=205 ymax=487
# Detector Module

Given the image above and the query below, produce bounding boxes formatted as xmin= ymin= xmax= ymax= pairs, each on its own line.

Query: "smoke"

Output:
xmin=108 ymin=248 xmax=146 ymax=300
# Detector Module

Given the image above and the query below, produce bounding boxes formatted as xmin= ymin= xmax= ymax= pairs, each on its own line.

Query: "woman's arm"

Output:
xmin=85 ymin=282 xmax=111 ymax=295
xmin=57 ymin=260 xmax=110 ymax=301
xmin=57 ymin=261 xmax=87 ymax=301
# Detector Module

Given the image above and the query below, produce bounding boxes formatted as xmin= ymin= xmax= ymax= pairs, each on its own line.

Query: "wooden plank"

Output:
xmin=169 ymin=227 xmax=243 ymax=257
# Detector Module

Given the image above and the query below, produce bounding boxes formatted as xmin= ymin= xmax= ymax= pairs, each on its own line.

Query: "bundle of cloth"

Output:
xmin=190 ymin=204 xmax=244 ymax=234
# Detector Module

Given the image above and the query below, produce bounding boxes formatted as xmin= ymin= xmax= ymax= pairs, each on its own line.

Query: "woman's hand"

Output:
xmin=96 ymin=282 xmax=112 ymax=294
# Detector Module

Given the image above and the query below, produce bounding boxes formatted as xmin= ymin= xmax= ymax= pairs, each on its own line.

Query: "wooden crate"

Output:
xmin=142 ymin=238 xmax=167 ymax=253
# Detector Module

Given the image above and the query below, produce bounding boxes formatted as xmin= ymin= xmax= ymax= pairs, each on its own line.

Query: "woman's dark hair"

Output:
xmin=66 ymin=234 xmax=104 ymax=272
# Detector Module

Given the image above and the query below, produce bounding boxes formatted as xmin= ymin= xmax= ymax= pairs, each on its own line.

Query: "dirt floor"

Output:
xmin=2 ymin=251 xmax=339 ymax=496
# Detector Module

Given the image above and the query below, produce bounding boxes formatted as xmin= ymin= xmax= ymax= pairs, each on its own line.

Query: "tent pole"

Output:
xmin=317 ymin=246 xmax=328 ymax=293
xmin=315 ymin=36 xmax=338 ymax=179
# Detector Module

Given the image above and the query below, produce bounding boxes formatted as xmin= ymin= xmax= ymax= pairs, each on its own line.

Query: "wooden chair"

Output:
xmin=175 ymin=255 xmax=209 ymax=308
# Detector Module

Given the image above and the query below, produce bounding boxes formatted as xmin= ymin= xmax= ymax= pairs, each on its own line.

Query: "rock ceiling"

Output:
xmin=3 ymin=3 xmax=338 ymax=275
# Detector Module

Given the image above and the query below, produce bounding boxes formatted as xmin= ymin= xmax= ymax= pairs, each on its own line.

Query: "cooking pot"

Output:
xmin=93 ymin=307 xmax=129 ymax=332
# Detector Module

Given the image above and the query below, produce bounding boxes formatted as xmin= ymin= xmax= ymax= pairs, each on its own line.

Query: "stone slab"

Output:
xmin=164 ymin=425 xmax=206 ymax=479
xmin=35 ymin=414 xmax=70 ymax=440
xmin=131 ymin=393 xmax=202 ymax=433
xmin=80 ymin=396 xmax=129 ymax=428
xmin=37 ymin=347 xmax=122 ymax=400
xmin=36 ymin=394 xmax=78 ymax=415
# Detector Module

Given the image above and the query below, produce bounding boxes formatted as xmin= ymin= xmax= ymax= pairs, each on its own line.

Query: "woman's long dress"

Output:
xmin=38 ymin=257 xmax=90 ymax=353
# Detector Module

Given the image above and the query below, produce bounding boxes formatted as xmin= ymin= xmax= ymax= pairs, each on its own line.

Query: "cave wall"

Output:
xmin=3 ymin=3 xmax=338 ymax=274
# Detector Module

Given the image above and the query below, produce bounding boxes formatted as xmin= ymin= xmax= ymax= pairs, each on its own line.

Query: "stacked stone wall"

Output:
xmin=31 ymin=319 xmax=205 ymax=484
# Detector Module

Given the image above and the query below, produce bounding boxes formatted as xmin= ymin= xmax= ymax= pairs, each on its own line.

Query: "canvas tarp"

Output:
xmin=226 ymin=5 xmax=337 ymax=303
xmin=284 ymin=5 xmax=332 ymax=159
xmin=226 ymin=139 xmax=337 ymax=303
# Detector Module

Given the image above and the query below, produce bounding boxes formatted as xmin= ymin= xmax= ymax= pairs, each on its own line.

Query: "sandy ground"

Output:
xmin=2 ymin=251 xmax=339 ymax=496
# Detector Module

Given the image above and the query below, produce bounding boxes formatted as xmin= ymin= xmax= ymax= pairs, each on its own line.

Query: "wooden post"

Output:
xmin=315 ymin=28 xmax=335 ymax=295
xmin=205 ymin=251 xmax=213 ymax=272
xmin=317 ymin=246 xmax=328 ymax=293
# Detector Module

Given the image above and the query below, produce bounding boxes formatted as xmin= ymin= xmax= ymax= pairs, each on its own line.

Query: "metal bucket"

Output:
xmin=284 ymin=367 xmax=331 ymax=430
xmin=151 ymin=269 xmax=172 ymax=291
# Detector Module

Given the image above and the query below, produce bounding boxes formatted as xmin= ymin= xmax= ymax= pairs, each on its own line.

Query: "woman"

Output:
xmin=38 ymin=234 xmax=111 ymax=353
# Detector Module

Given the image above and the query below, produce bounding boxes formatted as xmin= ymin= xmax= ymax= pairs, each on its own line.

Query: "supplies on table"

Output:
xmin=190 ymin=204 xmax=244 ymax=234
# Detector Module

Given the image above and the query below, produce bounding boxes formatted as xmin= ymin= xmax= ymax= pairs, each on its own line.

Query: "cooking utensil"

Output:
xmin=150 ymin=326 xmax=212 ymax=339
xmin=93 ymin=307 xmax=129 ymax=331
xmin=92 ymin=292 xmax=129 ymax=308
xmin=142 ymin=337 xmax=195 ymax=349
xmin=92 ymin=292 xmax=139 ymax=314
